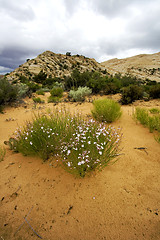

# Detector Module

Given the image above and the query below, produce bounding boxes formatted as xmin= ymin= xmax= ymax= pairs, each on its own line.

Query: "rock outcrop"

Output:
xmin=101 ymin=52 xmax=160 ymax=82
xmin=6 ymin=51 xmax=104 ymax=82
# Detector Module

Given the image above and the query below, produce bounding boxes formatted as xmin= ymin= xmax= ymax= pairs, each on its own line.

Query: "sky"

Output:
xmin=0 ymin=0 xmax=160 ymax=74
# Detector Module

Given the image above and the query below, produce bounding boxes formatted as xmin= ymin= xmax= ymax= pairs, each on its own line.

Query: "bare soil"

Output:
xmin=0 ymin=94 xmax=160 ymax=240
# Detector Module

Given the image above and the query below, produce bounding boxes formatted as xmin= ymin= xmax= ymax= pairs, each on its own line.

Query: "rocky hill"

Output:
xmin=6 ymin=51 xmax=104 ymax=82
xmin=101 ymin=52 xmax=160 ymax=82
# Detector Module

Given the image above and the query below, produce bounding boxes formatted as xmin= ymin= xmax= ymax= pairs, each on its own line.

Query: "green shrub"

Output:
xmin=0 ymin=78 xmax=18 ymax=105
xmin=148 ymin=85 xmax=160 ymax=99
xmin=10 ymin=110 xmax=122 ymax=177
xmin=33 ymin=70 xmax=47 ymax=84
xmin=50 ymin=87 xmax=63 ymax=98
xmin=149 ymin=108 xmax=160 ymax=114
xmin=17 ymin=83 xmax=29 ymax=98
xmin=27 ymin=82 xmax=40 ymax=93
xmin=48 ymin=96 xmax=60 ymax=103
xmin=69 ymin=87 xmax=92 ymax=102
xmin=36 ymin=89 xmax=45 ymax=95
xmin=134 ymin=107 xmax=160 ymax=135
xmin=33 ymin=97 xmax=44 ymax=103
xmin=92 ymin=98 xmax=122 ymax=123
xmin=121 ymin=85 xmax=143 ymax=104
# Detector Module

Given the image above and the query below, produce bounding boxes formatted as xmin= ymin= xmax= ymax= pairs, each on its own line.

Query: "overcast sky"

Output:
xmin=0 ymin=0 xmax=160 ymax=74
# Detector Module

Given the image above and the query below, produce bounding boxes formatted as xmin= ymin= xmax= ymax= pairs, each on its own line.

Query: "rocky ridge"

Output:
xmin=6 ymin=51 xmax=104 ymax=82
xmin=101 ymin=52 xmax=160 ymax=82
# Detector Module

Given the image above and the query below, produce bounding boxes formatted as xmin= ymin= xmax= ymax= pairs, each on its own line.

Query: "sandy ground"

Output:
xmin=0 ymin=94 xmax=160 ymax=240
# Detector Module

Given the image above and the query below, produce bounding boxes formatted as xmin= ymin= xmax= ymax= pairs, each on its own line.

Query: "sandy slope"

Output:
xmin=0 ymin=95 xmax=160 ymax=240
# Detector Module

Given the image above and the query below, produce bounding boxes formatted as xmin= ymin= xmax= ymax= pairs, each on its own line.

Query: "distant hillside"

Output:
xmin=6 ymin=51 xmax=104 ymax=82
xmin=101 ymin=52 xmax=160 ymax=82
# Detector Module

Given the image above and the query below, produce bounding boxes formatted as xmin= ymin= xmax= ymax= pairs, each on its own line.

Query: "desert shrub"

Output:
xmin=11 ymin=110 xmax=122 ymax=177
xmin=0 ymin=145 xmax=6 ymax=162
xmin=69 ymin=87 xmax=92 ymax=102
xmin=48 ymin=96 xmax=61 ymax=103
xmin=33 ymin=70 xmax=47 ymax=84
xmin=92 ymin=98 xmax=122 ymax=123
xmin=52 ymin=82 xmax=64 ymax=89
xmin=33 ymin=97 xmax=44 ymax=103
xmin=121 ymin=85 xmax=143 ymax=104
xmin=134 ymin=107 xmax=160 ymax=134
xmin=50 ymin=87 xmax=63 ymax=98
xmin=148 ymin=85 xmax=160 ymax=99
xmin=40 ymin=87 xmax=50 ymax=92
xmin=17 ymin=83 xmax=29 ymax=98
xmin=0 ymin=78 xmax=18 ymax=105
xmin=19 ymin=75 xmax=29 ymax=84
xmin=36 ymin=89 xmax=45 ymax=95
xmin=47 ymin=87 xmax=63 ymax=103
xmin=149 ymin=108 xmax=160 ymax=114
xmin=27 ymin=82 xmax=40 ymax=93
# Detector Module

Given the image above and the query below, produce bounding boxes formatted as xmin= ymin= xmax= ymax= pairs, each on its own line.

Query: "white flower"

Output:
xmin=30 ymin=141 xmax=33 ymax=145
xmin=99 ymin=151 xmax=102 ymax=155
xmin=67 ymin=150 xmax=71 ymax=155
xmin=81 ymin=145 xmax=84 ymax=148
xmin=88 ymin=141 xmax=91 ymax=144
xmin=68 ymin=162 xmax=71 ymax=167
xmin=81 ymin=160 xmax=85 ymax=164
xmin=41 ymin=127 xmax=44 ymax=129
xmin=25 ymin=137 xmax=27 ymax=140
xmin=78 ymin=162 xmax=81 ymax=165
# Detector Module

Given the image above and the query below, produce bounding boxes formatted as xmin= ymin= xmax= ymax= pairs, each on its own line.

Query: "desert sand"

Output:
xmin=0 ymin=94 xmax=160 ymax=240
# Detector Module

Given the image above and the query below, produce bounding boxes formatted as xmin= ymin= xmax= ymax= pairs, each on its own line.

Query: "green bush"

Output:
xmin=33 ymin=70 xmax=47 ymax=84
xmin=50 ymin=87 xmax=63 ymax=98
xmin=121 ymin=85 xmax=143 ymax=104
xmin=149 ymin=108 xmax=160 ymax=114
xmin=69 ymin=86 xmax=92 ymax=102
xmin=17 ymin=83 xmax=29 ymax=98
xmin=27 ymin=82 xmax=40 ymax=93
xmin=92 ymin=98 xmax=122 ymax=123
xmin=11 ymin=110 xmax=122 ymax=177
xmin=36 ymin=89 xmax=45 ymax=95
xmin=48 ymin=96 xmax=61 ymax=103
xmin=33 ymin=97 xmax=44 ymax=103
xmin=0 ymin=78 xmax=18 ymax=105
xmin=134 ymin=107 xmax=160 ymax=135
xmin=148 ymin=85 xmax=160 ymax=99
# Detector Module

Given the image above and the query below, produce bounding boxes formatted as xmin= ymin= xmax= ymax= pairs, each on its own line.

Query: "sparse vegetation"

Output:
xmin=92 ymin=98 xmax=122 ymax=123
xmin=36 ymin=89 xmax=45 ymax=95
xmin=0 ymin=145 xmax=6 ymax=162
xmin=33 ymin=97 xmax=44 ymax=103
xmin=134 ymin=107 xmax=160 ymax=142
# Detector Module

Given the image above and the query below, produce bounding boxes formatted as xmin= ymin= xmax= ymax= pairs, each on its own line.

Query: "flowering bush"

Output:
xmin=11 ymin=109 xmax=122 ymax=177
xmin=60 ymin=119 xmax=121 ymax=177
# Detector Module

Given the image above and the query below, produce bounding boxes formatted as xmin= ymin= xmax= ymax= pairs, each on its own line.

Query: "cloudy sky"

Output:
xmin=0 ymin=0 xmax=160 ymax=74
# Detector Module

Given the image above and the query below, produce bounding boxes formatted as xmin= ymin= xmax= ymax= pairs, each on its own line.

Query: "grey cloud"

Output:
xmin=0 ymin=47 xmax=39 ymax=71
xmin=0 ymin=0 xmax=35 ymax=21
xmin=87 ymin=0 xmax=157 ymax=18
xmin=63 ymin=0 xmax=81 ymax=15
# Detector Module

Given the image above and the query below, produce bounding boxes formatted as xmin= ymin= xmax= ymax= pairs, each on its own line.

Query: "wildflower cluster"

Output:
xmin=11 ymin=110 xmax=122 ymax=177
xmin=60 ymin=119 xmax=121 ymax=177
